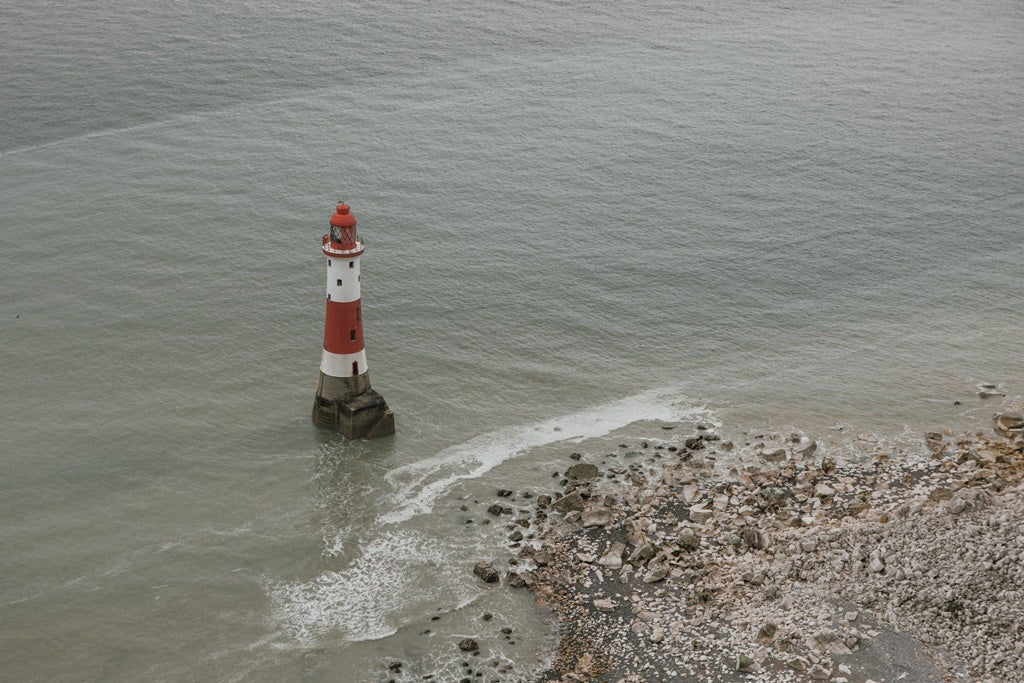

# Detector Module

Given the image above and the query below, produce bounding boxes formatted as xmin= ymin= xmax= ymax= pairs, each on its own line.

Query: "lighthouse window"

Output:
xmin=348 ymin=261 xmax=354 ymax=269
xmin=352 ymin=361 xmax=359 ymax=375
xmin=336 ymin=279 xmax=343 ymax=286
xmin=350 ymin=329 xmax=357 ymax=341
xmin=356 ymin=306 xmax=361 ymax=321
xmin=328 ymin=259 xmax=332 ymax=266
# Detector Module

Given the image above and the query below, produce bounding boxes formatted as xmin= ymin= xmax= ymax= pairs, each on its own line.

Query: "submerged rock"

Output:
xmin=473 ymin=562 xmax=500 ymax=583
xmin=995 ymin=412 xmax=1024 ymax=439
xmin=567 ymin=463 xmax=600 ymax=480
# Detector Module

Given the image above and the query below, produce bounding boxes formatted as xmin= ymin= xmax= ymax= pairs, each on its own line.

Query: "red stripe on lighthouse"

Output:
xmin=324 ymin=299 xmax=364 ymax=354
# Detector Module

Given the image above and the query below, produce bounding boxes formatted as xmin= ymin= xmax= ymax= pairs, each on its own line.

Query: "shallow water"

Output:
xmin=1 ymin=0 xmax=1021 ymax=679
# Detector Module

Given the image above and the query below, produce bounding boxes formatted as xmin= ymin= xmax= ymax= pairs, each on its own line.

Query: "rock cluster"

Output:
xmin=489 ymin=422 xmax=1024 ymax=682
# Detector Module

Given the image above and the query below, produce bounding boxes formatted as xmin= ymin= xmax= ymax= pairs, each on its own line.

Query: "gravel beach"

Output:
xmin=477 ymin=405 xmax=1024 ymax=683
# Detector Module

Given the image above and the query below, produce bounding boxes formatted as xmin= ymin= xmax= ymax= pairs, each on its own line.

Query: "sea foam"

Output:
xmin=380 ymin=388 xmax=709 ymax=524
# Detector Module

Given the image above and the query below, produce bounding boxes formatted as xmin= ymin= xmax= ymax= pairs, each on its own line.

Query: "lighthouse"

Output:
xmin=311 ymin=203 xmax=395 ymax=439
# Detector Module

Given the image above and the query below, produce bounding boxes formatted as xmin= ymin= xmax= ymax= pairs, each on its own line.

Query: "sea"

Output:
xmin=1 ymin=0 xmax=1021 ymax=680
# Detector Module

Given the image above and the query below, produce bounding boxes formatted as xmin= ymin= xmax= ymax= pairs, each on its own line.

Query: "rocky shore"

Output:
xmin=468 ymin=405 xmax=1024 ymax=682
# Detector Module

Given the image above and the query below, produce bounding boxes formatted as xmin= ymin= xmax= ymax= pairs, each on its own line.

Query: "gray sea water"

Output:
xmin=1 ymin=0 xmax=1021 ymax=680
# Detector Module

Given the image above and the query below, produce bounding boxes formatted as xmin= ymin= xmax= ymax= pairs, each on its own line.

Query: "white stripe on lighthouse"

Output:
xmin=320 ymin=347 xmax=368 ymax=378
xmin=326 ymin=257 xmax=361 ymax=302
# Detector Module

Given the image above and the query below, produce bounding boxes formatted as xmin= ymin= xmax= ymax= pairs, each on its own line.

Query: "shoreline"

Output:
xmin=479 ymin=405 xmax=1024 ymax=682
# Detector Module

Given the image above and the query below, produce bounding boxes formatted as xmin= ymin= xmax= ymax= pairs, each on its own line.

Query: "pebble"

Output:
xmin=487 ymin=424 xmax=1024 ymax=682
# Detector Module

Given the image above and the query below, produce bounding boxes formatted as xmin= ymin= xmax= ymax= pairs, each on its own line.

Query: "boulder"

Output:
xmin=552 ymin=491 xmax=585 ymax=513
xmin=795 ymin=440 xmax=817 ymax=459
xmin=642 ymin=563 xmax=670 ymax=583
xmin=473 ymin=562 xmax=500 ymax=583
xmin=741 ymin=527 xmax=765 ymax=549
xmin=593 ymin=598 xmax=615 ymax=613
xmin=761 ymin=448 xmax=787 ymax=463
xmin=684 ymin=436 xmax=705 ymax=450
xmin=755 ymin=622 xmax=778 ymax=645
xmin=598 ymin=542 xmax=626 ymax=569
xmin=814 ymin=482 xmax=836 ymax=498
xmin=688 ymin=504 xmax=713 ymax=523
xmin=628 ymin=541 xmax=656 ymax=566
xmin=994 ymin=412 xmax=1024 ymax=439
xmin=458 ymin=638 xmax=479 ymax=652
xmin=507 ymin=570 xmax=537 ymax=588
xmin=680 ymin=484 xmax=701 ymax=504
xmin=678 ymin=528 xmax=700 ymax=551
xmin=808 ymin=663 xmax=832 ymax=679
xmin=581 ymin=508 xmax=613 ymax=528
xmin=566 ymin=463 xmax=599 ymax=480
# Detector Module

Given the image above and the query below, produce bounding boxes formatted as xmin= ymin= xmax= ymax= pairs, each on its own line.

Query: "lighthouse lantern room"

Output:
xmin=311 ymin=202 xmax=395 ymax=439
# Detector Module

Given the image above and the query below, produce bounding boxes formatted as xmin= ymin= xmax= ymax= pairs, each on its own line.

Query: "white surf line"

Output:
xmin=380 ymin=388 xmax=712 ymax=525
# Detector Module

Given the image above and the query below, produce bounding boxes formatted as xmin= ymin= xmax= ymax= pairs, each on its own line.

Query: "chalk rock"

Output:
xmin=593 ymin=598 xmax=615 ymax=613
xmin=643 ymin=563 xmax=670 ymax=583
xmin=795 ymin=440 xmax=818 ymax=459
xmin=756 ymin=622 xmax=778 ymax=645
xmin=814 ymin=482 xmax=836 ymax=498
xmin=995 ymin=412 xmax=1024 ymax=439
xmin=681 ymin=484 xmax=700 ymax=504
xmin=598 ymin=542 xmax=626 ymax=569
xmin=762 ymin=448 xmax=787 ymax=463
xmin=736 ymin=654 xmax=756 ymax=671
xmin=630 ymin=620 xmax=651 ymax=635
xmin=507 ymin=570 xmax=537 ymax=588
xmin=679 ymin=528 xmax=700 ymax=551
xmin=553 ymin=491 xmax=585 ymax=513
xmin=689 ymin=504 xmax=713 ymax=523
xmin=741 ymin=527 xmax=765 ymax=549
xmin=629 ymin=541 xmax=656 ymax=566
xmin=808 ymin=663 xmax=832 ymax=679
xmin=788 ymin=655 xmax=810 ymax=671
xmin=582 ymin=508 xmax=612 ymax=527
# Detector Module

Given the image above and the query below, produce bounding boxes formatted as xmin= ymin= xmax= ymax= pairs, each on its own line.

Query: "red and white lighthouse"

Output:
xmin=311 ymin=203 xmax=395 ymax=439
